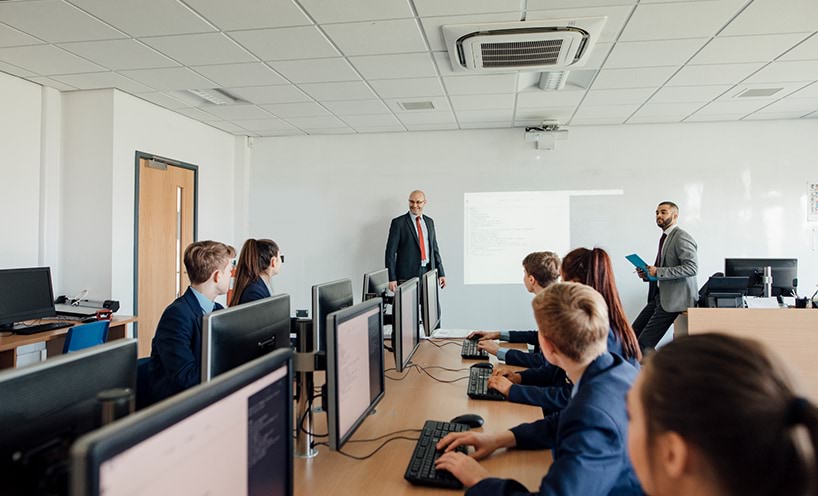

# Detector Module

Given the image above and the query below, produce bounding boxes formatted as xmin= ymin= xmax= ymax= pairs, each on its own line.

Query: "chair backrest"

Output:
xmin=136 ymin=356 xmax=152 ymax=410
xmin=63 ymin=320 xmax=110 ymax=353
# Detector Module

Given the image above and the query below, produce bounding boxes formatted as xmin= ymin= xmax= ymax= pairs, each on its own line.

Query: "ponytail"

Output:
xmin=229 ymin=238 xmax=279 ymax=306
xmin=787 ymin=398 xmax=818 ymax=496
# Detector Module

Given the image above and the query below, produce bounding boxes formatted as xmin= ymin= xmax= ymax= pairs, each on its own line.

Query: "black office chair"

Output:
xmin=135 ymin=357 xmax=152 ymax=411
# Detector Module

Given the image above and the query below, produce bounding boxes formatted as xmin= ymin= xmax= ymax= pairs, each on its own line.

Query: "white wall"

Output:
xmin=248 ymin=121 xmax=818 ymax=330
xmin=0 ymin=72 xmax=43 ymax=268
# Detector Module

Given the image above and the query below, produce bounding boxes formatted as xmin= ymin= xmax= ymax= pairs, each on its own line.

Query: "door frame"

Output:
xmin=132 ymin=150 xmax=199 ymax=340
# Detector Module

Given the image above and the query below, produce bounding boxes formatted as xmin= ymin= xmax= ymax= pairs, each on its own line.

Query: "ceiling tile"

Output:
xmin=299 ymin=81 xmax=377 ymax=101
xmin=0 ymin=60 xmax=35 ymax=78
xmin=420 ymin=13 xmax=521 ymax=52
xmin=208 ymin=120 xmax=249 ymax=134
xmin=140 ymin=33 xmax=256 ymax=66
xmin=370 ymin=77 xmax=445 ymax=98
xmin=232 ymin=118 xmax=296 ymax=131
xmin=0 ymin=45 xmax=106 ymax=75
xmin=569 ymin=117 xmax=627 ymax=125
xmin=191 ymin=63 xmax=287 ymax=88
xmin=27 ymin=76 xmax=77 ymax=91
xmin=459 ymin=122 xmax=511 ymax=129
xmin=119 ymin=67 xmax=217 ymax=90
xmin=515 ymin=107 xmax=576 ymax=121
xmin=228 ymin=85 xmax=312 ymax=104
xmin=718 ymin=81 xmax=812 ymax=100
xmin=51 ymin=72 xmax=154 ymax=93
xmin=173 ymin=107 xmax=221 ymax=121
xmin=203 ymin=104 xmax=274 ymax=120
xmin=528 ymin=0 xmax=637 ymax=8
xmin=632 ymin=102 xmax=704 ymax=117
xmin=574 ymin=104 xmax=640 ymax=118
xmin=720 ymin=0 xmax=818 ymax=36
xmin=581 ymin=42 xmax=613 ymax=70
xmin=297 ymin=0 xmax=413 ymax=23
xmin=605 ymin=39 xmax=708 ymax=69
xmin=68 ymin=0 xmax=215 ymax=37
xmin=757 ymin=97 xmax=818 ymax=113
xmin=743 ymin=60 xmax=818 ymax=84
xmin=349 ymin=53 xmax=437 ymax=80
xmin=619 ymin=0 xmax=746 ymax=41
xmin=526 ymin=5 xmax=635 ymax=44
xmin=694 ymin=99 xmax=771 ymax=115
xmin=649 ymin=85 xmax=732 ymax=103
xmin=691 ymin=33 xmax=810 ymax=64
xmin=683 ymin=113 xmax=745 ymax=122
xmin=405 ymin=123 xmax=458 ymax=131
xmin=787 ymin=82 xmax=818 ymax=99
xmin=322 ymin=99 xmax=391 ymax=115
xmin=413 ymin=0 xmax=520 ymax=16
xmin=443 ymin=74 xmax=516 ymax=95
xmin=137 ymin=92 xmax=191 ymax=109
xmin=627 ymin=116 xmax=684 ymax=124
xmin=450 ymin=94 xmax=514 ymax=110
xmin=0 ymin=0 xmax=126 ymax=43
xmin=583 ymin=88 xmax=656 ymax=105
xmin=778 ymin=33 xmax=818 ymax=61
xmin=350 ymin=125 xmax=406 ymax=133
xmin=256 ymin=129 xmax=306 ymax=136
xmin=456 ymin=109 xmax=514 ymax=122
xmin=57 ymin=39 xmax=179 ymax=70
xmin=285 ymin=115 xmax=348 ymax=128
xmin=383 ymin=96 xmax=451 ymax=112
xmin=323 ymin=19 xmax=427 ymax=56
xmin=304 ymin=128 xmax=355 ymax=135
xmin=744 ymin=111 xmax=810 ymax=120
xmin=432 ymin=51 xmax=464 ymax=77
xmin=0 ymin=23 xmax=42 ymax=48
xmin=396 ymin=111 xmax=457 ymax=125
xmin=228 ymin=27 xmax=339 ymax=61
xmin=803 ymin=111 xmax=818 ymax=119
xmin=260 ymin=102 xmax=330 ymax=117
xmin=269 ymin=58 xmax=360 ymax=83
xmin=516 ymin=89 xmax=585 ymax=108
xmin=667 ymin=63 xmax=764 ymax=86
xmin=183 ymin=0 xmax=311 ymax=30
xmin=592 ymin=66 xmax=677 ymax=89
xmin=339 ymin=114 xmax=402 ymax=126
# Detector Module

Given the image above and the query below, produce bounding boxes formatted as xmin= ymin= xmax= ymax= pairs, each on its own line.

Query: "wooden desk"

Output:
xmin=295 ymin=340 xmax=551 ymax=495
xmin=686 ymin=308 xmax=818 ymax=402
xmin=0 ymin=315 xmax=138 ymax=369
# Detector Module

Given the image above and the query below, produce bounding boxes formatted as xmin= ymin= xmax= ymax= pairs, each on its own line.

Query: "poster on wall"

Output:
xmin=809 ymin=182 xmax=818 ymax=222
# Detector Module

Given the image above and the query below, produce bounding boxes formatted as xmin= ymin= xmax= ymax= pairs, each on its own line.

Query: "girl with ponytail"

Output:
xmin=229 ymin=238 xmax=281 ymax=307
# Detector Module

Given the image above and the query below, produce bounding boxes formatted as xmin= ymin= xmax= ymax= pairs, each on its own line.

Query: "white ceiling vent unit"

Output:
xmin=443 ymin=17 xmax=606 ymax=73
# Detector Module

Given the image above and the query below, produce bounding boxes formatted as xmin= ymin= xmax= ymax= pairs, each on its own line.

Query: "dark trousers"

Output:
xmin=632 ymin=292 xmax=679 ymax=353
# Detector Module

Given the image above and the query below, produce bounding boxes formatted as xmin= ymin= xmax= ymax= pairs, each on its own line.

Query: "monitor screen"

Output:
xmin=724 ymin=258 xmax=798 ymax=297
xmin=0 ymin=267 xmax=56 ymax=328
xmin=312 ymin=279 xmax=354 ymax=353
xmin=362 ymin=268 xmax=389 ymax=301
xmin=0 ymin=340 xmax=136 ymax=495
xmin=202 ymin=294 xmax=291 ymax=382
xmin=326 ymin=298 xmax=385 ymax=451
xmin=72 ymin=349 xmax=293 ymax=496
xmin=421 ymin=270 xmax=440 ymax=336
xmin=393 ymin=278 xmax=419 ymax=373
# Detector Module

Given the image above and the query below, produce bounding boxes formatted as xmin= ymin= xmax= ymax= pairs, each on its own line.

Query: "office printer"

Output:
xmin=55 ymin=295 xmax=120 ymax=317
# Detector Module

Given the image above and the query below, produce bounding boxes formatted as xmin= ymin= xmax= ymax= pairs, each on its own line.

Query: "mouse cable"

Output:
xmin=347 ymin=428 xmax=422 ymax=443
xmin=386 ymin=363 xmax=468 ymax=383
xmin=313 ymin=436 xmax=420 ymax=460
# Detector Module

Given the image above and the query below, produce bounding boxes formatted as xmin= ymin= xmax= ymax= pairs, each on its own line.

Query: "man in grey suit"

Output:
xmin=633 ymin=201 xmax=698 ymax=352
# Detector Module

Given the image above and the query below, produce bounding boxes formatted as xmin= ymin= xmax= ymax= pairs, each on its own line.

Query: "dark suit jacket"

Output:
xmin=148 ymin=287 xmax=223 ymax=403
xmin=504 ymin=329 xmax=544 ymax=367
xmin=385 ymin=212 xmax=445 ymax=281
xmin=468 ymin=352 xmax=643 ymax=496
xmin=238 ymin=277 xmax=271 ymax=305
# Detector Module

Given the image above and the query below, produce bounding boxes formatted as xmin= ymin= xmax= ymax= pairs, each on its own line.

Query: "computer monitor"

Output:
xmin=0 ymin=267 xmax=57 ymax=329
xmin=362 ymin=268 xmax=389 ymax=301
xmin=72 ymin=348 xmax=293 ymax=496
xmin=0 ymin=340 xmax=136 ymax=495
xmin=312 ymin=279 xmax=354 ymax=353
xmin=201 ymin=294 xmax=291 ymax=382
xmin=421 ymin=270 xmax=440 ymax=336
xmin=325 ymin=298 xmax=385 ymax=451
xmin=393 ymin=278 xmax=419 ymax=373
xmin=724 ymin=258 xmax=798 ymax=297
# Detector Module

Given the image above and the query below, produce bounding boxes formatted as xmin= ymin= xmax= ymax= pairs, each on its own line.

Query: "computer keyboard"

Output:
xmin=460 ymin=339 xmax=489 ymax=360
xmin=467 ymin=365 xmax=506 ymax=401
xmin=13 ymin=321 xmax=73 ymax=335
xmin=404 ymin=420 xmax=469 ymax=489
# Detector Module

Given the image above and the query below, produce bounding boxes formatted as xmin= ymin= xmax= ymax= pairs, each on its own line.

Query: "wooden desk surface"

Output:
xmin=0 ymin=315 xmax=138 ymax=352
xmin=295 ymin=340 xmax=551 ymax=495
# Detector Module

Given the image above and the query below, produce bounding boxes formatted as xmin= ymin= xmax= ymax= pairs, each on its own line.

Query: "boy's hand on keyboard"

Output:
xmin=492 ymin=366 xmax=521 ymax=384
xmin=487 ymin=375 xmax=512 ymax=396
xmin=477 ymin=340 xmax=499 ymax=355
xmin=466 ymin=331 xmax=499 ymax=341
xmin=434 ymin=451 xmax=490 ymax=488
xmin=437 ymin=431 xmax=504 ymax=460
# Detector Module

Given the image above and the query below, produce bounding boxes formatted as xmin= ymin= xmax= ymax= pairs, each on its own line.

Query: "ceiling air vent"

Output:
xmin=736 ymin=88 xmax=783 ymax=98
xmin=443 ymin=17 xmax=606 ymax=73
xmin=399 ymin=101 xmax=436 ymax=110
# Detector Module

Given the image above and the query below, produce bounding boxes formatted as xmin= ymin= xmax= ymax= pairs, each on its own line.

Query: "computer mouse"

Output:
xmin=471 ymin=362 xmax=493 ymax=370
xmin=450 ymin=413 xmax=484 ymax=428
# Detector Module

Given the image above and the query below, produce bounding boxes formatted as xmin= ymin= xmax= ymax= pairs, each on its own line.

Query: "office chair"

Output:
xmin=62 ymin=320 xmax=110 ymax=353
xmin=136 ymin=357 xmax=152 ymax=410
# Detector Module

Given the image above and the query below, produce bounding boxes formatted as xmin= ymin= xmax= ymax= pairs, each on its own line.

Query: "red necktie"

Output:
xmin=654 ymin=233 xmax=667 ymax=267
xmin=416 ymin=216 xmax=427 ymax=262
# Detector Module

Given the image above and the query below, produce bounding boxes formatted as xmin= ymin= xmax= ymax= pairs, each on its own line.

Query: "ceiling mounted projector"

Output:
xmin=524 ymin=121 xmax=568 ymax=150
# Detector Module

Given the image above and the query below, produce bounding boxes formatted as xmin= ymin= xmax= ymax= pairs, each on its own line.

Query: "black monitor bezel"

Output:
xmin=71 ymin=348 xmax=294 ymax=496
xmin=0 ymin=267 xmax=57 ymax=327
xmin=724 ymin=257 xmax=798 ymax=295
xmin=326 ymin=298 xmax=385 ymax=451
xmin=311 ymin=279 xmax=354 ymax=353
xmin=393 ymin=278 xmax=419 ymax=373
xmin=362 ymin=268 xmax=389 ymax=301
xmin=201 ymin=294 xmax=291 ymax=382
xmin=421 ymin=269 xmax=440 ymax=336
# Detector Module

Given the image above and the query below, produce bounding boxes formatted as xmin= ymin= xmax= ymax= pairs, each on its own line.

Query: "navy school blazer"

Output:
xmin=237 ymin=276 xmax=271 ymax=305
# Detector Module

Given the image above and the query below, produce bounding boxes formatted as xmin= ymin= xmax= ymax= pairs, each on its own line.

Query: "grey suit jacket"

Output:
xmin=656 ymin=226 xmax=698 ymax=313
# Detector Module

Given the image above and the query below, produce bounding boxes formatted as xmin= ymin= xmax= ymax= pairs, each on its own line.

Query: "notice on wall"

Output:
xmin=464 ymin=191 xmax=570 ymax=285
xmin=809 ymin=182 xmax=818 ymax=222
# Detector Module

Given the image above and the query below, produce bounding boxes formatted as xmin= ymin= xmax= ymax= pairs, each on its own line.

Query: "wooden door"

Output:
xmin=137 ymin=157 xmax=195 ymax=357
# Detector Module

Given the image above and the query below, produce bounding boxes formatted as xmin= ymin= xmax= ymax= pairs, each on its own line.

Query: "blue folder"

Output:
xmin=626 ymin=253 xmax=657 ymax=282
